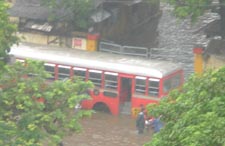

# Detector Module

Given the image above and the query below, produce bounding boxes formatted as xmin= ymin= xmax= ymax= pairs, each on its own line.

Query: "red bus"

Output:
xmin=10 ymin=43 xmax=184 ymax=116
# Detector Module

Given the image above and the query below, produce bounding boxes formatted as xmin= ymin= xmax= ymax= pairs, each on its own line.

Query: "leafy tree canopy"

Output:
xmin=42 ymin=0 xmax=93 ymax=30
xmin=42 ymin=0 xmax=161 ymax=31
xmin=0 ymin=1 xmax=18 ymax=68
xmin=145 ymin=66 xmax=225 ymax=146
xmin=165 ymin=0 xmax=213 ymax=20
xmin=0 ymin=60 xmax=93 ymax=146
xmin=165 ymin=0 xmax=225 ymax=38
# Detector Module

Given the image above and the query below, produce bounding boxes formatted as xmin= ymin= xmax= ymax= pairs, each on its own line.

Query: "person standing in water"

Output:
xmin=136 ymin=108 xmax=145 ymax=134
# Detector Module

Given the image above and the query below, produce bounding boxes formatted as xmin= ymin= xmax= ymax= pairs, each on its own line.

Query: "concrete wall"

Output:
xmin=204 ymin=55 xmax=225 ymax=70
xmin=18 ymin=32 xmax=72 ymax=47
xmin=17 ymin=31 xmax=99 ymax=51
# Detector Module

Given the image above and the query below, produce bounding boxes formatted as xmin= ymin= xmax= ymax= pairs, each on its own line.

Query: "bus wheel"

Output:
xmin=93 ymin=102 xmax=110 ymax=114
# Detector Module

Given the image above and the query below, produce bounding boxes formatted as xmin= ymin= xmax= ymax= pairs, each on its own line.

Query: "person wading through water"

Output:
xmin=136 ymin=107 xmax=145 ymax=134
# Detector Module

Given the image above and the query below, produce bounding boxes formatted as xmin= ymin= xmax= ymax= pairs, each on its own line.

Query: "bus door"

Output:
xmin=119 ymin=76 xmax=133 ymax=114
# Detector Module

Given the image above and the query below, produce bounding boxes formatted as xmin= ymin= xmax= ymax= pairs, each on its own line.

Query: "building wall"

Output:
xmin=18 ymin=32 xmax=72 ymax=47
xmin=9 ymin=16 xmax=19 ymax=23
xmin=204 ymin=55 xmax=225 ymax=70
xmin=18 ymin=32 xmax=48 ymax=45
xmin=193 ymin=48 xmax=225 ymax=74
xmin=17 ymin=31 xmax=99 ymax=51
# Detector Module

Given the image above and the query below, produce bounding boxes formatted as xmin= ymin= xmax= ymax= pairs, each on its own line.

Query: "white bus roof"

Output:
xmin=10 ymin=43 xmax=183 ymax=78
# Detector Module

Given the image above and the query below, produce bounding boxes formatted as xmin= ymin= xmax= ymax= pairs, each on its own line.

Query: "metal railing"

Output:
xmin=99 ymin=42 xmax=149 ymax=58
xmin=99 ymin=41 xmax=194 ymax=80
xmin=99 ymin=42 xmax=122 ymax=54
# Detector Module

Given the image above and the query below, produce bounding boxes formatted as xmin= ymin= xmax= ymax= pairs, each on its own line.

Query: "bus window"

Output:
xmin=135 ymin=76 xmax=146 ymax=95
xmin=44 ymin=63 xmax=55 ymax=80
xmin=58 ymin=65 xmax=70 ymax=80
xmin=148 ymin=78 xmax=159 ymax=97
xmin=73 ymin=67 xmax=87 ymax=81
xmin=163 ymin=74 xmax=181 ymax=93
xmin=104 ymin=72 xmax=118 ymax=90
xmin=88 ymin=70 xmax=102 ymax=87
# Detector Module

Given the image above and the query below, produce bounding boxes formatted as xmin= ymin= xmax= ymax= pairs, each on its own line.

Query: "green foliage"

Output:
xmin=165 ymin=0 xmax=213 ymax=21
xmin=164 ymin=0 xmax=225 ymax=43
xmin=145 ymin=66 xmax=225 ymax=146
xmin=42 ymin=0 xmax=93 ymax=30
xmin=0 ymin=60 xmax=93 ymax=146
xmin=0 ymin=1 xmax=18 ymax=68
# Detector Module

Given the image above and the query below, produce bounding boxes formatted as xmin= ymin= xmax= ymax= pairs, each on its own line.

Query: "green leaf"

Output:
xmin=0 ymin=60 xmax=93 ymax=145
xmin=145 ymin=66 xmax=225 ymax=146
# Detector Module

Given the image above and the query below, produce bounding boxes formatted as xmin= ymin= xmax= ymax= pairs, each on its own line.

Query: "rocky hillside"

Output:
xmin=152 ymin=3 xmax=219 ymax=80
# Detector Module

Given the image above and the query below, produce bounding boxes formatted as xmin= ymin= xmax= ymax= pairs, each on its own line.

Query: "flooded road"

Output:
xmin=61 ymin=3 xmax=219 ymax=146
xmin=63 ymin=112 xmax=153 ymax=146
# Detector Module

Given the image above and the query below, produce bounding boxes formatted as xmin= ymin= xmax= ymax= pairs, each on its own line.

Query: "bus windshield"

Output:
xmin=163 ymin=74 xmax=182 ymax=93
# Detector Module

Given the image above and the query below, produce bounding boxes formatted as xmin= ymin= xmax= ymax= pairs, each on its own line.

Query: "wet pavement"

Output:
xmin=63 ymin=112 xmax=153 ymax=146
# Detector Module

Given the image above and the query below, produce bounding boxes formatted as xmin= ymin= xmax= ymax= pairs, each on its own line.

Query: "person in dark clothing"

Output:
xmin=136 ymin=108 xmax=145 ymax=134
xmin=58 ymin=141 xmax=63 ymax=146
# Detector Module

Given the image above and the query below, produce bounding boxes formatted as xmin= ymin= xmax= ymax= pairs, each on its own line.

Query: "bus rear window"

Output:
xmin=148 ymin=78 xmax=159 ymax=97
xmin=135 ymin=76 xmax=146 ymax=95
xmin=104 ymin=72 xmax=118 ymax=90
xmin=163 ymin=74 xmax=181 ymax=93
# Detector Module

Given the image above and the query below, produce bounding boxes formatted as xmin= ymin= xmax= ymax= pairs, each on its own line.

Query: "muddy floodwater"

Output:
xmin=63 ymin=112 xmax=153 ymax=146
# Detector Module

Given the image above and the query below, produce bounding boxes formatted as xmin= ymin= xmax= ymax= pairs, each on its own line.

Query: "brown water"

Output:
xmin=63 ymin=112 xmax=153 ymax=146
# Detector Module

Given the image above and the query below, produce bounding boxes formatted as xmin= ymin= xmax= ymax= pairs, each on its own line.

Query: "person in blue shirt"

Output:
xmin=152 ymin=115 xmax=163 ymax=133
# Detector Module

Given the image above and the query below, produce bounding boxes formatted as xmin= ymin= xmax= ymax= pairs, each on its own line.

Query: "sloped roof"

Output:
xmin=8 ymin=0 xmax=50 ymax=20
xmin=93 ymin=0 xmax=105 ymax=8
xmin=8 ymin=0 xmax=71 ymax=21
xmin=91 ymin=9 xmax=111 ymax=23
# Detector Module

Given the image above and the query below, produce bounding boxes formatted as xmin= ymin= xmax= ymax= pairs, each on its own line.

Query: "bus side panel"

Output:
xmin=82 ymin=90 xmax=120 ymax=115
xmin=131 ymin=96 xmax=159 ymax=117
xmin=108 ymin=99 xmax=120 ymax=115
xmin=81 ymin=98 xmax=93 ymax=110
xmin=81 ymin=91 xmax=96 ymax=110
xmin=132 ymin=97 xmax=159 ymax=108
